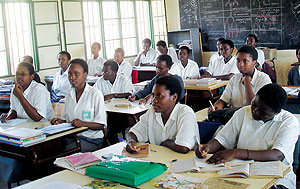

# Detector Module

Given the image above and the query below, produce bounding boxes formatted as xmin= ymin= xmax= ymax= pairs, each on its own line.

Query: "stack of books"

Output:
xmin=0 ymin=84 xmax=14 ymax=100
xmin=0 ymin=127 xmax=46 ymax=147
xmin=65 ymin=152 xmax=101 ymax=170
xmin=184 ymin=78 xmax=217 ymax=86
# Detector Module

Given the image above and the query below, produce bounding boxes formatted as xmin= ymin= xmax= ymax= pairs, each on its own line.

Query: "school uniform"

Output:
xmin=164 ymin=47 xmax=179 ymax=63
xmin=10 ymin=80 xmax=54 ymax=121
xmin=61 ymin=83 xmax=106 ymax=152
xmin=169 ymin=59 xmax=199 ymax=79
xmin=207 ymin=55 xmax=239 ymax=76
xmin=117 ymin=60 xmax=132 ymax=79
xmin=134 ymin=48 xmax=158 ymax=65
xmin=93 ymin=73 xmax=134 ymax=96
xmin=87 ymin=56 xmax=106 ymax=76
xmin=256 ymin=48 xmax=265 ymax=68
xmin=220 ymin=68 xmax=271 ymax=107
xmin=287 ymin=65 xmax=300 ymax=86
xmin=130 ymin=104 xmax=199 ymax=150
xmin=215 ymin=106 xmax=299 ymax=188
xmin=208 ymin=52 xmax=222 ymax=67
xmin=52 ymin=68 xmax=71 ymax=98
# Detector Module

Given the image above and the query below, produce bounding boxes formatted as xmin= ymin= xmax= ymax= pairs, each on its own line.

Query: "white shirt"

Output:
xmin=87 ymin=56 xmax=106 ymax=76
xmin=129 ymin=104 xmax=199 ymax=150
xmin=256 ymin=48 xmax=265 ymax=68
xmin=208 ymin=52 xmax=222 ymax=67
xmin=134 ymin=48 xmax=158 ymax=64
xmin=167 ymin=47 xmax=179 ymax=63
xmin=207 ymin=55 xmax=239 ymax=76
xmin=61 ymin=83 xmax=106 ymax=139
xmin=52 ymin=68 xmax=72 ymax=97
xmin=169 ymin=59 xmax=200 ymax=79
xmin=93 ymin=73 xmax=134 ymax=96
xmin=215 ymin=106 xmax=299 ymax=188
xmin=10 ymin=80 xmax=54 ymax=121
xmin=117 ymin=60 xmax=132 ymax=79
xmin=221 ymin=68 xmax=271 ymax=107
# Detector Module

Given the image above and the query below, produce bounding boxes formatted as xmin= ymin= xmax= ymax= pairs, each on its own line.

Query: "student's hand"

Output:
xmin=50 ymin=118 xmax=65 ymax=125
xmin=70 ymin=118 xmax=85 ymax=127
xmin=242 ymin=76 xmax=251 ymax=85
xmin=13 ymin=83 xmax=23 ymax=99
xmin=125 ymin=140 xmax=139 ymax=153
xmin=128 ymin=95 xmax=136 ymax=102
xmin=0 ymin=113 xmax=9 ymax=123
xmin=206 ymin=149 xmax=237 ymax=164
xmin=104 ymin=94 xmax=115 ymax=101
xmin=195 ymin=144 xmax=209 ymax=158
xmin=197 ymin=75 xmax=202 ymax=79
xmin=139 ymin=94 xmax=152 ymax=105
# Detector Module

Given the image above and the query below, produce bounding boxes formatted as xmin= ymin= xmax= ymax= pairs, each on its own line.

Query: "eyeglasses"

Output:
xmin=15 ymin=73 xmax=30 ymax=77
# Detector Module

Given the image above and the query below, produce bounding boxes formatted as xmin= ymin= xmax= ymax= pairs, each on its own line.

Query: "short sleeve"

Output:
xmin=220 ymin=76 xmax=235 ymax=104
xmin=92 ymin=90 xmax=107 ymax=125
xmin=229 ymin=59 xmax=240 ymax=74
xmin=207 ymin=55 xmax=216 ymax=75
xmin=93 ymin=78 xmax=103 ymax=92
xmin=123 ymin=76 xmax=135 ymax=94
xmin=129 ymin=111 xmax=150 ymax=142
xmin=31 ymin=87 xmax=51 ymax=119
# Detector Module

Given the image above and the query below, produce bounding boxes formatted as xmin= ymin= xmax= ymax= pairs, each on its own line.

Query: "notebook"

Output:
xmin=121 ymin=144 xmax=150 ymax=158
xmin=65 ymin=152 xmax=101 ymax=170
xmin=0 ymin=118 xmax=28 ymax=127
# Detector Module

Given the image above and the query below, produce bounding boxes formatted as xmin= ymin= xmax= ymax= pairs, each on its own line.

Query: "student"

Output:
xmin=50 ymin=59 xmax=106 ymax=152
xmin=169 ymin=46 xmax=200 ymax=79
xmin=202 ymin=40 xmax=239 ymax=80
xmin=51 ymin=51 xmax=72 ymax=101
xmin=126 ymin=76 xmax=199 ymax=154
xmin=246 ymin=34 xmax=265 ymax=67
xmin=287 ymin=45 xmax=300 ymax=86
xmin=1 ymin=62 xmax=54 ymax=122
xmin=156 ymin=40 xmax=179 ymax=63
xmin=94 ymin=60 xmax=134 ymax=101
xmin=21 ymin=55 xmax=41 ymax=84
xmin=114 ymin=48 xmax=132 ymax=79
xmin=87 ymin=42 xmax=106 ymax=76
xmin=210 ymin=46 xmax=271 ymax=111
xmin=129 ymin=54 xmax=185 ymax=104
xmin=196 ymin=84 xmax=299 ymax=189
xmin=207 ymin=38 xmax=225 ymax=69
xmin=134 ymin=38 xmax=159 ymax=66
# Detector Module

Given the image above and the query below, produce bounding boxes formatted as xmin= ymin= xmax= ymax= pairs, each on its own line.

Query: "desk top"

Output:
xmin=16 ymin=143 xmax=288 ymax=189
xmin=104 ymin=98 xmax=150 ymax=115
xmin=132 ymin=66 xmax=156 ymax=71
xmin=184 ymin=80 xmax=229 ymax=91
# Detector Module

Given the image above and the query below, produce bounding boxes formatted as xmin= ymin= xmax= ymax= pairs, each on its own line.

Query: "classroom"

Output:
xmin=0 ymin=0 xmax=300 ymax=188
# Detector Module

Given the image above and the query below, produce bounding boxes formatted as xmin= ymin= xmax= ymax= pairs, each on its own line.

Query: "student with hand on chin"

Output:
xmin=126 ymin=76 xmax=199 ymax=154
xmin=196 ymin=84 xmax=299 ymax=189
xmin=134 ymin=38 xmax=158 ymax=66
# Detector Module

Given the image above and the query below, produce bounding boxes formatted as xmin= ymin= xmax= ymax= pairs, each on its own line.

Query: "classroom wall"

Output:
xmin=164 ymin=0 xmax=297 ymax=85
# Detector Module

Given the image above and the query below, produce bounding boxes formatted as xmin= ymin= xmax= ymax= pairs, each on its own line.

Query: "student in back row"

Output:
xmin=114 ymin=48 xmax=132 ymax=79
xmin=245 ymin=34 xmax=265 ymax=68
xmin=87 ymin=42 xmax=106 ymax=76
xmin=21 ymin=55 xmax=41 ymax=84
xmin=287 ymin=44 xmax=300 ymax=86
xmin=156 ymin=40 xmax=179 ymax=63
xmin=134 ymin=38 xmax=158 ymax=66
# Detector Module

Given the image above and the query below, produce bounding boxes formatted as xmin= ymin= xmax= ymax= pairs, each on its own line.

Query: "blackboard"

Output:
xmin=179 ymin=0 xmax=300 ymax=51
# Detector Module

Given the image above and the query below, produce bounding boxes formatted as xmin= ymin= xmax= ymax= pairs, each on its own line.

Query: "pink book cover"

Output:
xmin=65 ymin=152 xmax=100 ymax=167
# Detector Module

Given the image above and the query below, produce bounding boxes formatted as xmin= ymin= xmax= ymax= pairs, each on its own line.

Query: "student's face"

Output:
xmin=68 ymin=64 xmax=87 ymax=88
xmin=152 ymin=84 xmax=177 ymax=113
xmin=102 ymin=66 xmax=116 ymax=81
xmin=157 ymin=45 xmax=167 ymax=54
xmin=236 ymin=52 xmax=256 ymax=75
xmin=57 ymin=54 xmax=70 ymax=71
xmin=216 ymin=40 xmax=222 ymax=53
xmin=142 ymin=42 xmax=150 ymax=52
xmin=179 ymin=49 xmax=189 ymax=63
xmin=246 ymin=36 xmax=257 ymax=47
xmin=156 ymin=60 xmax=169 ymax=77
xmin=91 ymin=44 xmax=101 ymax=56
xmin=15 ymin=66 xmax=34 ymax=88
xmin=251 ymin=95 xmax=276 ymax=122
xmin=114 ymin=52 xmax=124 ymax=64
xmin=220 ymin=43 xmax=233 ymax=59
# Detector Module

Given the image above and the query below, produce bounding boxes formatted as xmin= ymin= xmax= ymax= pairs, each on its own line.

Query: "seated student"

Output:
xmin=114 ymin=48 xmax=132 ymax=79
xmin=169 ymin=46 xmax=200 ymax=79
xmin=134 ymin=38 xmax=159 ymax=66
xmin=51 ymin=51 xmax=72 ymax=101
xmin=156 ymin=40 xmax=179 ymax=63
xmin=202 ymin=40 xmax=239 ymax=80
xmin=126 ymin=76 xmax=199 ymax=154
xmin=129 ymin=54 xmax=185 ymax=104
xmin=246 ymin=34 xmax=265 ymax=68
xmin=87 ymin=42 xmax=106 ymax=76
xmin=50 ymin=59 xmax=106 ymax=152
xmin=94 ymin=60 xmax=134 ymax=101
xmin=196 ymin=83 xmax=299 ymax=189
xmin=210 ymin=46 xmax=271 ymax=111
xmin=21 ymin=55 xmax=41 ymax=84
xmin=207 ymin=38 xmax=225 ymax=69
xmin=287 ymin=45 xmax=300 ymax=86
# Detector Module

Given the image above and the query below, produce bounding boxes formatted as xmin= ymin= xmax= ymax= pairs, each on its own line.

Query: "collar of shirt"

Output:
xmin=222 ymin=55 xmax=236 ymax=65
xmin=179 ymin=59 xmax=192 ymax=69
xmin=154 ymin=103 xmax=180 ymax=127
xmin=23 ymin=80 xmax=36 ymax=96
xmin=69 ymin=82 xmax=90 ymax=101
xmin=246 ymin=106 xmax=283 ymax=125
xmin=61 ymin=67 xmax=69 ymax=76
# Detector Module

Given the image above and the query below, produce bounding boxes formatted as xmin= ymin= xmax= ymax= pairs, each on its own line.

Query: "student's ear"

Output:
xmin=252 ymin=60 xmax=258 ymax=67
xmin=84 ymin=72 xmax=87 ymax=79
xmin=30 ymin=74 xmax=34 ymax=81
xmin=171 ymin=93 xmax=178 ymax=102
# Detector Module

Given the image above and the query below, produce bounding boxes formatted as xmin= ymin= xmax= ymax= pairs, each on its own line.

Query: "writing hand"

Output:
xmin=128 ymin=95 xmax=136 ymax=102
xmin=195 ymin=144 xmax=209 ymax=158
xmin=125 ymin=140 xmax=139 ymax=153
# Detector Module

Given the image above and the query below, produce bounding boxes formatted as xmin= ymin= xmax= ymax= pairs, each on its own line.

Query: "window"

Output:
xmin=151 ymin=0 xmax=167 ymax=44
xmin=0 ymin=4 xmax=8 ymax=76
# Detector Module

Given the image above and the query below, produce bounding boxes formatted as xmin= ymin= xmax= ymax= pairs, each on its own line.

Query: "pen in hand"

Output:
xmin=209 ymin=100 xmax=215 ymax=111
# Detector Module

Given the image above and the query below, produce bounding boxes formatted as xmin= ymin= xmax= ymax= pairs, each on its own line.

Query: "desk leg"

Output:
xmin=74 ymin=134 xmax=81 ymax=151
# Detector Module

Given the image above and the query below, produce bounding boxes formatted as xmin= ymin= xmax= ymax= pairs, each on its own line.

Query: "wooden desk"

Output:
xmin=132 ymin=66 xmax=156 ymax=82
xmin=281 ymin=85 xmax=300 ymax=114
xmin=16 ymin=143 xmax=289 ymax=189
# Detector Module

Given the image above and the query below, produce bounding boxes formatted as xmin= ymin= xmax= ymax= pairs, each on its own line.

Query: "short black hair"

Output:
xmin=221 ymin=40 xmax=234 ymax=48
xmin=156 ymin=40 xmax=167 ymax=48
xmin=296 ymin=44 xmax=300 ymax=56
xmin=155 ymin=75 xmax=183 ymax=104
xmin=58 ymin=51 xmax=71 ymax=60
xmin=104 ymin=60 xmax=119 ymax=73
xmin=142 ymin=38 xmax=151 ymax=46
xmin=70 ymin=59 xmax=88 ymax=74
xmin=18 ymin=62 xmax=34 ymax=75
xmin=217 ymin=38 xmax=225 ymax=42
xmin=256 ymin=83 xmax=287 ymax=113
xmin=157 ymin=54 xmax=173 ymax=68
xmin=247 ymin=34 xmax=258 ymax=43
xmin=22 ymin=55 xmax=33 ymax=64
xmin=179 ymin=46 xmax=190 ymax=54
xmin=237 ymin=45 xmax=258 ymax=61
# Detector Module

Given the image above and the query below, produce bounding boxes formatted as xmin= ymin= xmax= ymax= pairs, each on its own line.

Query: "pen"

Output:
xmin=209 ymin=100 xmax=215 ymax=111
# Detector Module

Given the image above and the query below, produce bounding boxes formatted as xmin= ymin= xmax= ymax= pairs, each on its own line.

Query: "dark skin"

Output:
xmin=196 ymin=95 xmax=284 ymax=164
xmin=209 ymin=52 xmax=257 ymax=112
xmin=134 ymin=42 xmax=151 ymax=66
xmin=126 ymin=84 xmax=189 ymax=154
xmin=157 ymin=45 xmax=168 ymax=54
xmin=102 ymin=65 xmax=131 ymax=101
xmin=178 ymin=48 xmax=189 ymax=68
xmin=50 ymin=63 xmax=105 ymax=130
